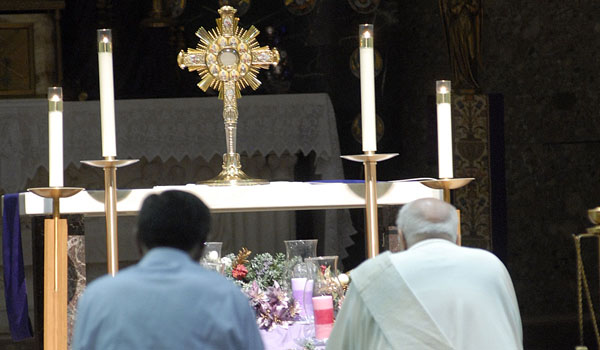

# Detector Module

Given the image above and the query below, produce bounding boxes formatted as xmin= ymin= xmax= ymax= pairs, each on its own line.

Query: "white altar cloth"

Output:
xmin=16 ymin=181 xmax=441 ymax=259
xmin=19 ymin=181 xmax=441 ymax=215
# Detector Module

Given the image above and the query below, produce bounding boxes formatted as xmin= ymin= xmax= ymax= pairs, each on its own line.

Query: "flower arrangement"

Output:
xmin=221 ymin=248 xmax=300 ymax=330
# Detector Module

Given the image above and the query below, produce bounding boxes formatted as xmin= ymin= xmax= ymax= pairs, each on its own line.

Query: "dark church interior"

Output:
xmin=1 ymin=0 xmax=600 ymax=349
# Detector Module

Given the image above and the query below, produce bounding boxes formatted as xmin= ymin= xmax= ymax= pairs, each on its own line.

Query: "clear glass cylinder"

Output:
xmin=436 ymin=80 xmax=451 ymax=104
xmin=284 ymin=239 xmax=318 ymax=322
xmin=47 ymin=87 xmax=62 ymax=101
xmin=304 ymin=256 xmax=342 ymax=342
xmin=358 ymin=24 xmax=374 ymax=48
xmin=200 ymin=261 xmax=225 ymax=275
xmin=201 ymin=241 xmax=223 ymax=263
xmin=284 ymin=239 xmax=318 ymax=261
xmin=97 ymin=28 xmax=112 ymax=53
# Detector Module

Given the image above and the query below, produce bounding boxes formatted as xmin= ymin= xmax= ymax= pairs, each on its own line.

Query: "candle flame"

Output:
xmin=102 ymin=36 xmax=109 ymax=43
xmin=50 ymin=95 xmax=61 ymax=102
xmin=439 ymin=86 xmax=448 ymax=94
xmin=362 ymin=31 xmax=371 ymax=39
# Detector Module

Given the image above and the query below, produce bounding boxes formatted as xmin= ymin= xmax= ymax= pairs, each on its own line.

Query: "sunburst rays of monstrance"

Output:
xmin=177 ymin=6 xmax=279 ymax=185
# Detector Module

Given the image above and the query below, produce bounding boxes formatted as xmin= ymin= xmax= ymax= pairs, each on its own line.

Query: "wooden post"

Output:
xmin=44 ymin=218 xmax=68 ymax=350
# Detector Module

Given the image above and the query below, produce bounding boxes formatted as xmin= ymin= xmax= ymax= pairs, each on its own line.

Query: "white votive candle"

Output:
xmin=97 ymin=29 xmax=117 ymax=158
xmin=48 ymin=87 xmax=63 ymax=187
xmin=359 ymin=24 xmax=377 ymax=152
xmin=436 ymin=80 xmax=453 ymax=179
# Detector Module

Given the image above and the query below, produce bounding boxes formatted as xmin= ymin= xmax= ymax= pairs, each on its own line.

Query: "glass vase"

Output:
xmin=303 ymin=255 xmax=342 ymax=343
xmin=201 ymin=241 xmax=223 ymax=263
xmin=284 ymin=239 xmax=318 ymax=321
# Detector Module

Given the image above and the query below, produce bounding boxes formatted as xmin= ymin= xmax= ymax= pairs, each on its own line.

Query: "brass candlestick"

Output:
xmin=28 ymin=187 xmax=83 ymax=289
xmin=341 ymin=152 xmax=398 ymax=258
xmin=178 ymin=6 xmax=279 ymax=185
xmin=420 ymin=177 xmax=474 ymax=203
xmin=28 ymin=186 xmax=83 ymax=350
xmin=81 ymin=157 xmax=138 ymax=276
xmin=572 ymin=207 xmax=600 ymax=349
xmin=587 ymin=206 xmax=600 ymax=307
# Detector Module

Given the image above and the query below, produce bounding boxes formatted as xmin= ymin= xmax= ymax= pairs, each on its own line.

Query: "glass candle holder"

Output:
xmin=200 ymin=261 xmax=225 ymax=275
xmin=284 ymin=239 xmax=318 ymax=321
xmin=304 ymin=256 xmax=342 ymax=342
xmin=284 ymin=239 xmax=318 ymax=261
xmin=201 ymin=242 xmax=223 ymax=263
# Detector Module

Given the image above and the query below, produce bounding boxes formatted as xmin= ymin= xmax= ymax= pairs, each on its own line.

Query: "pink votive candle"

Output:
xmin=312 ymin=295 xmax=334 ymax=340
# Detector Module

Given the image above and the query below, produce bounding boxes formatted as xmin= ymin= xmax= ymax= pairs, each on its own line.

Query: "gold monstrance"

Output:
xmin=177 ymin=6 xmax=279 ymax=185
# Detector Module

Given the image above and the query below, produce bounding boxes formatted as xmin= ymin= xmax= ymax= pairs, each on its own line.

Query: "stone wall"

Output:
xmin=385 ymin=1 xmax=600 ymax=348
xmin=484 ymin=1 xmax=600 ymax=348
xmin=484 ymin=0 xmax=600 ymax=307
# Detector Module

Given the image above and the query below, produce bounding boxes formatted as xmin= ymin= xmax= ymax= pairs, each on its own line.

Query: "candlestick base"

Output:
xmin=341 ymin=152 xmax=398 ymax=258
xmin=420 ymin=177 xmax=474 ymax=203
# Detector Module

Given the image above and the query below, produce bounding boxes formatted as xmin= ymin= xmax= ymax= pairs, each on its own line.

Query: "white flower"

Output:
xmin=220 ymin=256 xmax=232 ymax=267
xmin=338 ymin=273 xmax=350 ymax=286
xmin=207 ymin=250 xmax=219 ymax=262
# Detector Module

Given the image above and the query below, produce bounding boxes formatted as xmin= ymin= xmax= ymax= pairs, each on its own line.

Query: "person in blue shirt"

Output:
xmin=72 ymin=190 xmax=264 ymax=350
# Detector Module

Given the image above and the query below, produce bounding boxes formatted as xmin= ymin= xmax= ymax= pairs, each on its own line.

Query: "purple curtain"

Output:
xmin=2 ymin=193 xmax=33 ymax=340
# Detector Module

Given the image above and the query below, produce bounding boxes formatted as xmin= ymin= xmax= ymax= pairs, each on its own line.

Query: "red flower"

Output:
xmin=232 ymin=264 xmax=248 ymax=280
xmin=320 ymin=265 xmax=327 ymax=274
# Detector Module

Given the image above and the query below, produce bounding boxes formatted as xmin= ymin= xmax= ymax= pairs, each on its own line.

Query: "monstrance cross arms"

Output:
xmin=177 ymin=6 xmax=279 ymax=185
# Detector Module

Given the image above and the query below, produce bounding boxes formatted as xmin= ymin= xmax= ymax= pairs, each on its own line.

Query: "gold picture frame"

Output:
xmin=0 ymin=22 xmax=35 ymax=96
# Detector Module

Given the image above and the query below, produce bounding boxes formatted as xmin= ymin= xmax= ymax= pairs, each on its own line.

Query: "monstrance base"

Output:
xmin=200 ymin=152 xmax=269 ymax=186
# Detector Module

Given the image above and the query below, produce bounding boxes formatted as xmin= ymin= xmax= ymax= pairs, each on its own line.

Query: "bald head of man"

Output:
xmin=396 ymin=198 xmax=459 ymax=249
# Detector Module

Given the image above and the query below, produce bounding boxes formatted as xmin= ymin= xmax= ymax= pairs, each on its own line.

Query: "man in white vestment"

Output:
xmin=326 ymin=198 xmax=523 ymax=350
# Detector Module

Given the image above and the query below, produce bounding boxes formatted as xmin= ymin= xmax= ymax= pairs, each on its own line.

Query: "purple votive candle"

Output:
xmin=291 ymin=277 xmax=308 ymax=317
xmin=304 ymin=279 xmax=314 ymax=319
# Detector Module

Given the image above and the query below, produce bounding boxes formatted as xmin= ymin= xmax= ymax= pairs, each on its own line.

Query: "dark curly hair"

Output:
xmin=136 ymin=190 xmax=211 ymax=252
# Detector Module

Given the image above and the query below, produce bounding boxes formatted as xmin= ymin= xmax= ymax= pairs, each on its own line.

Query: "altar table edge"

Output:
xmin=15 ymin=182 xmax=442 ymax=216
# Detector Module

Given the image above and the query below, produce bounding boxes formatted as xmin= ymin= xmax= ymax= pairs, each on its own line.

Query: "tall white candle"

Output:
xmin=359 ymin=24 xmax=377 ymax=152
xmin=436 ymin=80 xmax=453 ymax=178
xmin=48 ymin=87 xmax=63 ymax=187
xmin=97 ymin=29 xmax=117 ymax=158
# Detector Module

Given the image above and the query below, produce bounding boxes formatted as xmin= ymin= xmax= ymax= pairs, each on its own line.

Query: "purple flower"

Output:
xmin=243 ymin=280 xmax=299 ymax=330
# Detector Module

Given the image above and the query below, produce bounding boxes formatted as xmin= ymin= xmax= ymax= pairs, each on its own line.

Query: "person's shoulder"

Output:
xmin=183 ymin=264 xmax=248 ymax=298
xmin=459 ymin=245 xmax=502 ymax=260
xmin=354 ymin=251 xmax=393 ymax=273
xmin=82 ymin=265 xmax=140 ymax=296
xmin=189 ymin=270 xmax=255 ymax=311
xmin=350 ymin=252 xmax=395 ymax=288
xmin=456 ymin=245 xmax=508 ymax=270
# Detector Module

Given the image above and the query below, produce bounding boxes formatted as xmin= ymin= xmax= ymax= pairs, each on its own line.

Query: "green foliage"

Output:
xmin=245 ymin=252 xmax=287 ymax=289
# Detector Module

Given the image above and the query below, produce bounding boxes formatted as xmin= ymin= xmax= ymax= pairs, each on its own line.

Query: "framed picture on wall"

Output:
xmin=0 ymin=22 xmax=35 ymax=96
